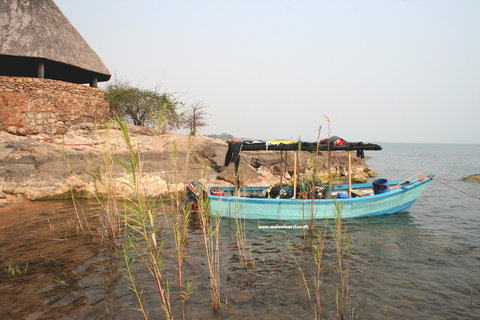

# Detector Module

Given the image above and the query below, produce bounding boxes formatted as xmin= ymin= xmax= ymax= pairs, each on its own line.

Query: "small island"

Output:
xmin=464 ymin=174 xmax=480 ymax=182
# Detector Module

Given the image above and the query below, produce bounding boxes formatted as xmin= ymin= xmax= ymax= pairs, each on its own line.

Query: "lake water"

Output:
xmin=1 ymin=143 xmax=479 ymax=319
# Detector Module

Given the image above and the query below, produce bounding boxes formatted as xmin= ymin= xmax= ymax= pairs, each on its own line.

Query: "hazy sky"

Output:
xmin=55 ymin=0 xmax=479 ymax=144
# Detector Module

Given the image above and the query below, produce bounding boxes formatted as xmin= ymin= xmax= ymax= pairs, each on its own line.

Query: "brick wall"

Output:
xmin=0 ymin=76 xmax=109 ymax=135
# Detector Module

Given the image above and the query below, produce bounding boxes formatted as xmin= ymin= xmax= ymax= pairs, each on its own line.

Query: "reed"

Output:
xmin=287 ymin=241 xmax=313 ymax=309
xmin=1 ymin=250 xmax=29 ymax=276
xmin=121 ymin=245 xmax=148 ymax=320
xmin=166 ymin=130 xmax=224 ymax=314
xmin=161 ymin=129 xmax=196 ymax=320
xmin=61 ymin=136 xmax=91 ymax=237
xmin=291 ymin=117 xmax=358 ymax=319
xmin=61 ymin=121 xmax=123 ymax=244
xmin=169 ymin=203 xmax=193 ymax=320
xmin=3 ymin=260 xmax=29 ymax=276
xmin=291 ymin=205 xmax=357 ymax=319
xmin=324 ymin=116 xmax=333 ymax=200
xmin=114 ymin=116 xmax=173 ymax=319
xmin=307 ymin=125 xmax=323 ymax=233
xmin=288 ymin=222 xmax=328 ymax=320
xmin=312 ymin=223 xmax=328 ymax=320
xmin=233 ymin=198 xmax=255 ymax=271
xmin=89 ymin=121 xmax=122 ymax=245
xmin=332 ymin=201 xmax=356 ymax=319
xmin=198 ymin=192 xmax=222 ymax=314
xmin=115 ymin=111 xmax=201 ymax=319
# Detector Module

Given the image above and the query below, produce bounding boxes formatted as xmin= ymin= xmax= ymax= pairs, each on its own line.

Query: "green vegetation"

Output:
xmin=332 ymin=201 xmax=356 ymax=319
xmin=464 ymin=174 xmax=480 ymax=183
xmin=105 ymin=80 xmax=182 ymax=129
xmin=114 ymin=116 xmax=174 ymax=319
xmin=104 ymin=80 xmax=209 ymax=136
xmin=1 ymin=249 xmax=29 ymax=276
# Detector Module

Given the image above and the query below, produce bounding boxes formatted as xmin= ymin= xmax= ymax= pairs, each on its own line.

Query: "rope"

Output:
xmin=430 ymin=176 xmax=480 ymax=201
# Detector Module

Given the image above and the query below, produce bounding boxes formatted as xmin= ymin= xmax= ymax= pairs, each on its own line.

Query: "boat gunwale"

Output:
xmin=208 ymin=176 xmax=434 ymax=205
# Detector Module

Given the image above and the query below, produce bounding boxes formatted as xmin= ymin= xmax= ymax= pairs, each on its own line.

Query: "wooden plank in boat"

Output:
xmin=352 ymin=189 xmax=371 ymax=197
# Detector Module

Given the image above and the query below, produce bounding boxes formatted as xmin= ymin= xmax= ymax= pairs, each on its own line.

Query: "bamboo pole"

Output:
xmin=233 ymin=165 xmax=237 ymax=195
xmin=279 ymin=150 xmax=283 ymax=190
xmin=293 ymin=150 xmax=298 ymax=199
xmin=348 ymin=151 xmax=352 ymax=198
xmin=390 ymin=171 xmax=424 ymax=191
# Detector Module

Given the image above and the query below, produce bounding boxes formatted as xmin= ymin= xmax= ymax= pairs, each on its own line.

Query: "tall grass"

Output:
xmin=62 ymin=136 xmax=91 ymax=237
xmin=112 ymin=113 xmax=198 ymax=319
xmin=288 ymin=221 xmax=327 ymax=320
xmin=298 ymin=124 xmax=323 ymax=235
xmin=115 ymin=117 xmax=173 ymax=319
xmin=62 ymin=111 xmax=221 ymax=318
xmin=233 ymin=199 xmax=255 ymax=271
xmin=91 ymin=121 xmax=122 ymax=244
xmin=290 ymin=117 xmax=358 ymax=319
xmin=170 ymin=129 xmax=223 ymax=314
xmin=61 ymin=121 xmax=123 ymax=244
xmin=198 ymin=192 xmax=222 ymax=314
xmin=1 ymin=249 xmax=29 ymax=276
xmin=291 ymin=204 xmax=356 ymax=319
xmin=332 ymin=201 xmax=356 ymax=319
xmin=161 ymin=127 xmax=196 ymax=320
xmin=312 ymin=223 xmax=328 ymax=319
xmin=84 ymin=121 xmax=123 ymax=245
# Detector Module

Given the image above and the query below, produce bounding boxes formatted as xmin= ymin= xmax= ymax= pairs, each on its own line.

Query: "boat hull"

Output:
xmin=208 ymin=177 xmax=432 ymax=220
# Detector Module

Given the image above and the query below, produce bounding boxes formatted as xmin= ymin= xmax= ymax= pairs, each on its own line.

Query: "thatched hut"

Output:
xmin=0 ymin=0 xmax=111 ymax=135
xmin=0 ymin=0 xmax=111 ymax=87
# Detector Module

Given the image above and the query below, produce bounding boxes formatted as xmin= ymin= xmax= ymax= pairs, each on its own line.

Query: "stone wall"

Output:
xmin=0 ymin=76 xmax=109 ymax=135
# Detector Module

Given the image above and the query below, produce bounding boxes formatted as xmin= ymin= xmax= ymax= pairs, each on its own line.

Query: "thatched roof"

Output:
xmin=0 ymin=0 xmax=111 ymax=83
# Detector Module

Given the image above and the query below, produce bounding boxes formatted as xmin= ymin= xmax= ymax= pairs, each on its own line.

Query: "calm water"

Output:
xmin=1 ymin=143 xmax=479 ymax=319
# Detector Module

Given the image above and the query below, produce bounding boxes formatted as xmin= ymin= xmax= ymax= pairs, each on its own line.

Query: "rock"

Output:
xmin=464 ymin=174 xmax=480 ymax=183
xmin=0 ymin=127 xmax=372 ymax=205
xmin=364 ymin=167 xmax=377 ymax=177
xmin=70 ymin=122 xmax=95 ymax=131
xmin=6 ymin=126 xmax=17 ymax=134
xmin=56 ymin=127 xmax=66 ymax=134
xmin=353 ymin=173 xmax=368 ymax=183
xmin=16 ymin=127 xmax=26 ymax=136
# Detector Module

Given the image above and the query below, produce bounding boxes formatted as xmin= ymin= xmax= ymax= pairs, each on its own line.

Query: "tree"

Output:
xmin=183 ymin=103 xmax=208 ymax=136
xmin=104 ymin=81 xmax=182 ymax=129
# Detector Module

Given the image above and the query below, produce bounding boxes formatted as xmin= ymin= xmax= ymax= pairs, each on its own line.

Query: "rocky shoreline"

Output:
xmin=0 ymin=123 xmax=375 ymax=207
xmin=464 ymin=174 xmax=480 ymax=182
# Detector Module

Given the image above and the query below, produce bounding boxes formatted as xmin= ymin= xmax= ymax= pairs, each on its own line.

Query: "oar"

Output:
xmin=390 ymin=171 xmax=424 ymax=191
xmin=391 ymin=173 xmax=430 ymax=191
xmin=403 ymin=174 xmax=431 ymax=186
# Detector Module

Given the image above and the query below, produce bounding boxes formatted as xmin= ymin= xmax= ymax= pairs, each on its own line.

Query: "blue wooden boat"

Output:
xmin=208 ymin=176 xmax=433 ymax=220
xmin=185 ymin=138 xmax=432 ymax=220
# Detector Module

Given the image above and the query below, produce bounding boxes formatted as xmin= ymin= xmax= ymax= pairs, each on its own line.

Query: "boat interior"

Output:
xmin=209 ymin=183 xmax=379 ymax=200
